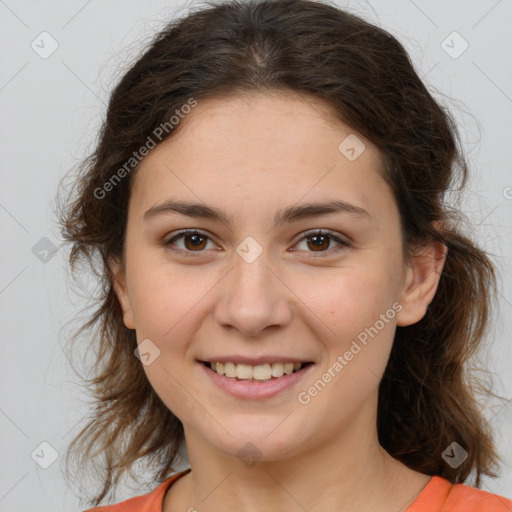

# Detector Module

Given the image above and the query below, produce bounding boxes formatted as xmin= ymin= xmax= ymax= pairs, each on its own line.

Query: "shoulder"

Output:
xmin=408 ymin=475 xmax=512 ymax=512
xmin=82 ymin=468 xmax=192 ymax=512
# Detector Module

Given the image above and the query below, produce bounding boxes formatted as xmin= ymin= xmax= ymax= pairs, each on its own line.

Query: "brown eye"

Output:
xmin=182 ymin=233 xmax=207 ymax=251
xmin=165 ymin=229 xmax=349 ymax=257
xmin=306 ymin=234 xmax=331 ymax=251
xmin=294 ymin=230 xmax=349 ymax=255
xmin=165 ymin=230 xmax=215 ymax=254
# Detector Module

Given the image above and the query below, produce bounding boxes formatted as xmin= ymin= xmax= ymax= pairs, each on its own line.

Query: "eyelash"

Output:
xmin=164 ymin=229 xmax=350 ymax=257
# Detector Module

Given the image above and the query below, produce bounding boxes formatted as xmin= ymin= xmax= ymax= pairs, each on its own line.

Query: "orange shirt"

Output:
xmin=83 ymin=468 xmax=512 ymax=512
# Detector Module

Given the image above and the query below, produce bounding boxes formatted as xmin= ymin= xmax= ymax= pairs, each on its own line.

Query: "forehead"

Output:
xmin=159 ymin=91 xmax=364 ymax=159
xmin=129 ymin=91 xmax=392 ymax=222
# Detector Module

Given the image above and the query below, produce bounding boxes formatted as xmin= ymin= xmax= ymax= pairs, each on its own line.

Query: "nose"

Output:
xmin=214 ymin=252 xmax=292 ymax=337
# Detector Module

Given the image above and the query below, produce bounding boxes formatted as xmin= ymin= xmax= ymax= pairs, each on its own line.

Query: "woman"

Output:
xmin=56 ymin=0 xmax=512 ymax=510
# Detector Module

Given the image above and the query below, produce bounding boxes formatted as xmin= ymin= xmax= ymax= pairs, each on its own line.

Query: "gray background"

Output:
xmin=0 ymin=0 xmax=511 ymax=510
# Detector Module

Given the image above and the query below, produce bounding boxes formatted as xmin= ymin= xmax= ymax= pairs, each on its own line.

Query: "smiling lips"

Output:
xmin=206 ymin=361 xmax=307 ymax=381
xmin=199 ymin=359 xmax=315 ymax=399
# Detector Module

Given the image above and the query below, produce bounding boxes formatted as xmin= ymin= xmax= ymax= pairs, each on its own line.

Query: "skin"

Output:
xmin=111 ymin=91 xmax=446 ymax=512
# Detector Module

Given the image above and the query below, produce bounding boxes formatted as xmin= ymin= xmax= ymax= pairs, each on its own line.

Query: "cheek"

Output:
xmin=129 ymin=266 xmax=206 ymax=422
xmin=294 ymin=269 xmax=399 ymax=426
xmin=291 ymin=262 xmax=398 ymax=342
xmin=128 ymin=260 xmax=211 ymax=340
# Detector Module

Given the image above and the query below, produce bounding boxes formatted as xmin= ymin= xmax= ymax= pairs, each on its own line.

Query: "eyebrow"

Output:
xmin=143 ymin=199 xmax=371 ymax=228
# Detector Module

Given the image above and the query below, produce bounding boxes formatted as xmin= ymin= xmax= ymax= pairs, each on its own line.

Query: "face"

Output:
xmin=112 ymin=91 xmax=444 ymax=463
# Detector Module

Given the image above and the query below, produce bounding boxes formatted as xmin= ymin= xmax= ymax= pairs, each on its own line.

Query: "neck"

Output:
xmin=165 ymin=396 xmax=430 ymax=512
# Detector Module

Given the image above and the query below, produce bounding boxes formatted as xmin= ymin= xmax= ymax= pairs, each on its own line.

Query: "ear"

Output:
xmin=396 ymin=238 xmax=447 ymax=327
xmin=110 ymin=257 xmax=136 ymax=330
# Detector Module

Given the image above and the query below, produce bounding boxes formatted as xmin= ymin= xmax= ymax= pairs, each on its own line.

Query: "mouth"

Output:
xmin=199 ymin=360 xmax=314 ymax=381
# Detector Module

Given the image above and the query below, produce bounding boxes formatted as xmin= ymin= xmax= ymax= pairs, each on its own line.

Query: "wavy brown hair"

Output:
xmin=56 ymin=0 xmax=503 ymax=506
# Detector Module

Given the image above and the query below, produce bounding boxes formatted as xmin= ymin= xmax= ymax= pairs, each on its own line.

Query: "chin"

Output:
xmin=206 ymin=423 xmax=307 ymax=463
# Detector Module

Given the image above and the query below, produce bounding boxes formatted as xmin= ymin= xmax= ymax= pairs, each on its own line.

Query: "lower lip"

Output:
xmin=198 ymin=362 xmax=315 ymax=400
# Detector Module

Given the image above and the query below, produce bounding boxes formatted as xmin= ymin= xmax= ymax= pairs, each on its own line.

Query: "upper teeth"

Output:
xmin=211 ymin=362 xmax=303 ymax=380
